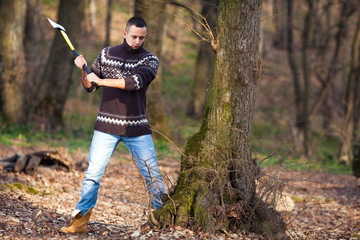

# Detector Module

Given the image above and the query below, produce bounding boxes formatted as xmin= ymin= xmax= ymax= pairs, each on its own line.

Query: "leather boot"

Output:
xmin=60 ymin=208 xmax=92 ymax=233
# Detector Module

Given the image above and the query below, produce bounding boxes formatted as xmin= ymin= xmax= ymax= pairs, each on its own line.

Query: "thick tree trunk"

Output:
xmin=33 ymin=0 xmax=85 ymax=128
xmin=187 ymin=0 xmax=218 ymax=118
xmin=134 ymin=0 xmax=171 ymax=139
xmin=156 ymin=1 xmax=287 ymax=239
xmin=0 ymin=0 xmax=27 ymax=123
xmin=24 ymin=0 xmax=47 ymax=117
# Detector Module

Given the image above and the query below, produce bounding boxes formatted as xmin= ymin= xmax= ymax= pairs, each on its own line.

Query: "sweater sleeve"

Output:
xmin=124 ymin=55 xmax=159 ymax=91
xmin=90 ymin=50 xmax=104 ymax=79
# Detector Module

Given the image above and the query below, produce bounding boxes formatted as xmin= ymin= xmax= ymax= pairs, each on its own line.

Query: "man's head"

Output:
xmin=124 ymin=17 xmax=147 ymax=50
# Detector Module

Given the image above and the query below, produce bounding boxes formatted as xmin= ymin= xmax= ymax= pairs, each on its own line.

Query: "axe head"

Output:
xmin=47 ymin=17 xmax=66 ymax=32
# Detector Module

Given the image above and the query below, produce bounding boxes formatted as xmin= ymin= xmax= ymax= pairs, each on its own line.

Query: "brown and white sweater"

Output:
xmin=86 ymin=39 xmax=159 ymax=136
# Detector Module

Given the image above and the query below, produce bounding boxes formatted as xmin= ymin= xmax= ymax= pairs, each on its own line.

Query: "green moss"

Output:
xmin=184 ymin=131 xmax=204 ymax=159
xmin=3 ymin=182 xmax=52 ymax=195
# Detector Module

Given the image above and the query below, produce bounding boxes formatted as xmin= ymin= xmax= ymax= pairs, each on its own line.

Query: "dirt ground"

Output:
xmin=0 ymin=145 xmax=359 ymax=240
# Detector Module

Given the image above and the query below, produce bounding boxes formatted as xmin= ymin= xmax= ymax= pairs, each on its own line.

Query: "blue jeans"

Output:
xmin=76 ymin=130 xmax=166 ymax=215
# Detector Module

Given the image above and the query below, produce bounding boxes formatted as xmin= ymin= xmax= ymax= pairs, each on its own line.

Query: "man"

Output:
xmin=61 ymin=17 xmax=166 ymax=233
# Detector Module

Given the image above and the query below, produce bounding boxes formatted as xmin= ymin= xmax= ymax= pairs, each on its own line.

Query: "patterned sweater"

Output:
xmin=86 ymin=39 xmax=159 ymax=136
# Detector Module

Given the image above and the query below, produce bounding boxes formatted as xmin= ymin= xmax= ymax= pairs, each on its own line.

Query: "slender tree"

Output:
xmin=309 ymin=2 xmax=354 ymax=129
xmin=156 ymin=1 xmax=287 ymax=238
xmin=340 ymin=16 xmax=360 ymax=164
xmin=187 ymin=0 xmax=218 ymax=118
xmin=134 ymin=0 xmax=171 ymax=139
xmin=286 ymin=0 xmax=303 ymax=154
xmin=300 ymin=0 xmax=315 ymax=157
xmin=104 ymin=0 xmax=113 ymax=47
xmin=89 ymin=0 xmax=97 ymax=35
xmin=33 ymin=0 xmax=85 ymax=128
xmin=0 ymin=0 xmax=27 ymax=123
xmin=272 ymin=0 xmax=287 ymax=49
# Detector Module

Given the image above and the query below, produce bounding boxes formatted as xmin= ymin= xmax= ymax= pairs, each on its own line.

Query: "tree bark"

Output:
xmin=134 ymin=0 xmax=171 ymax=139
xmin=187 ymin=0 xmax=218 ymax=118
xmin=0 ymin=0 xmax=27 ymax=123
xmin=156 ymin=1 xmax=287 ymax=238
xmin=33 ymin=0 xmax=85 ymax=128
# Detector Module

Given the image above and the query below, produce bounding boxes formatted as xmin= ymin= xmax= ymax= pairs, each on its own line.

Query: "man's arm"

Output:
xmin=75 ymin=55 xmax=98 ymax=91
xmin=75 ymin=55 xmax=126 ymax=90
xmin=86 ymin=73 xmax=125 ymax=89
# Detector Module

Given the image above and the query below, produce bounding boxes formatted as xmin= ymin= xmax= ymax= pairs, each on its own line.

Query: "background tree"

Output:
xmin=33 ymin=0 xmax=85 ymax=128
xmin=299 ymin=0 xmax=314 ymax=158
xmin=285 ymin=1 xmax=359 ymax=161
xmin=134 ymin=0 xmax=171 ymax=139
xmin=286 ymin=0 xmax=303 ymax=154
xmin=0 ymin=0 xmax=27 ymax=123
xmin=340 ymin=16 xmax=360 ymax=163
xmin=310 ymin=1 xmax=354 ymax=131
xmin=156 ymin=1 xmax=287 ymax=238
xmin=104 ymin=0 xmax=113 ymax=47
xmin=24 ymin=0 xmax=48 ymax=118
xmin=272 ymin=0 xmax=287 ymax=49
xmin=187 ymin=0 xmax=218 ymax=118
xmin=89 ymin=0 xmax=98 ymax=35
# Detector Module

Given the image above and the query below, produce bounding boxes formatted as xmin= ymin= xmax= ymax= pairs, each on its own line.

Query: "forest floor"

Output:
xmin=0 ymin=144 xmax=359 ymax=240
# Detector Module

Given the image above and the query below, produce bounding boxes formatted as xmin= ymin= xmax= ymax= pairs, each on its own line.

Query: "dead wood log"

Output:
xmin=0 ymin=150 xmax=74 ymax=174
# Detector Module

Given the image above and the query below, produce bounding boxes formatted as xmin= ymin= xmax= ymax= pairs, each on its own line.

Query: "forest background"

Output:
xmin=1 ymin=0 xmax=359 ymax=174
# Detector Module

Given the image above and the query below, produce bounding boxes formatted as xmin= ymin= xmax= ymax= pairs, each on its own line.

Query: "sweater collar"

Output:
xmin=122 ymin=38 xmax=144 ymax=53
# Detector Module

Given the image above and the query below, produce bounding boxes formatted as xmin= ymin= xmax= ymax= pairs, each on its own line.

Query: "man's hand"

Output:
xmin=74 ymin=55 xmax=87 ymax=71
xmin=86 ymin=73 xmax=100 ymax=86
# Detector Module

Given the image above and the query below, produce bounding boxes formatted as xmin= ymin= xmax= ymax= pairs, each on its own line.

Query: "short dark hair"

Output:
xmin=125 ymin=17 xmax=147 ymax=31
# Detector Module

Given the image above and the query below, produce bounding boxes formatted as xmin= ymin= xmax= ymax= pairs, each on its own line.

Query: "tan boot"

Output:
xmin=60 ymin=208 xmax=92 ymax=233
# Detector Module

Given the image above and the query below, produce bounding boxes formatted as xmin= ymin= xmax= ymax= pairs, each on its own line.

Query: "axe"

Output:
xmin=47 ymin=17 xmax=98 ymax=88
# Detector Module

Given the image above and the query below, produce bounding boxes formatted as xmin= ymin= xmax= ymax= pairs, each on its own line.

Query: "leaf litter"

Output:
xmin=0 ymin=145 xmax=359 ymax=239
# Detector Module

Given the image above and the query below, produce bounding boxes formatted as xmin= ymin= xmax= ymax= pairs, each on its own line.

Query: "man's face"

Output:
xmin=124 ymin=25 xmax=147 ymax=49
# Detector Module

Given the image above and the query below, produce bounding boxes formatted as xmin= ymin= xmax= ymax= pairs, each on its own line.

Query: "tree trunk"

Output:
xmin=0 ymin=0 xmax=27 ymax=123
xmin=33 ymin=0 xmax=85 ymax=128
xmin=272 ymin=0 xmax=287 ymax=49
xmin=104 ymin=0 xmax=113 ymax=47
xmin=301 ymin=0 xmax=315 ymax=158
xmin=171 ymin=7 xmax=184 ymax=63
xmin=286 ymin=0 xmax=303 ymax=154
xmin=187 ymin=0 xmax=218 ymax=118
xmin=156 ymin=1 xmax=287 ymax=239
xmin=309 ymin=2 xmax=354 ymax=130
xmin=339 ymin=17 xmax=360 ymax=164
xmin=134 ymin=0 xmax=171 ymax=139
xmin=89 ymin=0 xmax=97 ymax=35
xmin=24 ymin=0 xmax=48 ymax=118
